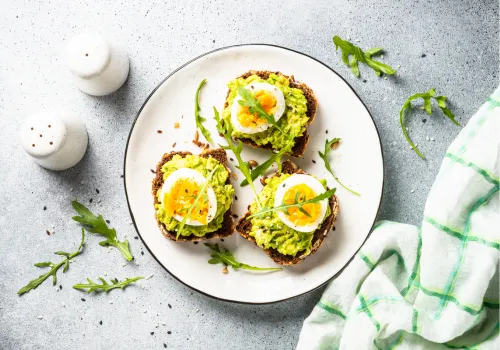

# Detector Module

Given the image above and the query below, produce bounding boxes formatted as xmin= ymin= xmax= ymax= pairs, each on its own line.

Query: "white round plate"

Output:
xmin=124 ymin=44 xmax=384 ymax=304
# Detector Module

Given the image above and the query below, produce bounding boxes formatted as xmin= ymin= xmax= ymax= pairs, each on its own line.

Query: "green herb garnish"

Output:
xmin=400 ymin=88 xmax=460 ymax=159
xmin=73 ymin=276 xmax=144 ymax=293
xmin=72 ymin=200 xmax=133 ymax=261
xmin=240 ymin=134 xmax=295 ymax=187
xmin=247 ymin=188 xmax=336 ymax=219
xmin=333 ymin=35 xmax=395 ymax=78
xmin=175 ymin=165 xmax=219 ymax=239
xmin=237 ymin=87 xmax=285 ymax=133
xmin=205 ymin=243 xmax=282 ymax=272
xmin=318 ymin=138 xmax=360 ymax=196
xmin=18 ymin=229 xmax=85 ymax=295
xmin=214 ymin=107 xmax=262 ymax=209
xmin=194 ymin=79 xmax=213 ymax=143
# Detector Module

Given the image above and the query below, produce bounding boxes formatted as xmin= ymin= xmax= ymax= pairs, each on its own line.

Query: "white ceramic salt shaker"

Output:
xmin=20 ymin=110 xmax=88 ymax=171
xmin=65 ymin=31 xmax=129 ymax=96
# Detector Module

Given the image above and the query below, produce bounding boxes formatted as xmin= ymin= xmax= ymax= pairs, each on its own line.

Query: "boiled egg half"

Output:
xmin=231 ymin=82 xmax=286 ymax=134
xmin=159 ymin=168 xmax=217 ymax=226
xmin=274 ymin=174 xmax=328 ymax=232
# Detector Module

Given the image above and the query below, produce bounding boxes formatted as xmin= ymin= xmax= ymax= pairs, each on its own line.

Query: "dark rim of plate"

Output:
xmin=123 ymin=44 xmax=385 ymax=305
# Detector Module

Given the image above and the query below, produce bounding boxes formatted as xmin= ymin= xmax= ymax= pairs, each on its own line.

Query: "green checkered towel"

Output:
xmin=297 ymin=88 xmax=500 ymax=350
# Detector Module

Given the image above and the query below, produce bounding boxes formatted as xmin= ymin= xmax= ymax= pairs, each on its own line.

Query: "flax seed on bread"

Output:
xmin=152 ymin=148 xmax=234 ymax=242
xmin=223 ymin=70 xmax=317 ymax=158
xmin=236 ymin=160 xmax=339 ymax=266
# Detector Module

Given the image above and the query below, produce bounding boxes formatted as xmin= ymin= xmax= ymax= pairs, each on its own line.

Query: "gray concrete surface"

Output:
xmin=0 ymin=0 xmax=498 ymax=349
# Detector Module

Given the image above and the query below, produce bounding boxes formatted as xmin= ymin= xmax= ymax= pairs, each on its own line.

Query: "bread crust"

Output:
xmin=223 ymin=70 xmax=317 ymax=158
xmin=152 ymin=148 xmax=235 ymax=242
xmin=235 ymin=160 xmax=339 ymax=266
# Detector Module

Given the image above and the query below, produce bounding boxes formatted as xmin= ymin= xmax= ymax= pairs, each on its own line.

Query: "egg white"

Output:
xmin=230 ymin=82 xmax=286 ymax=134
xmin=274 ymin=174 xmax=328 ymax=233
xmin=159 ymin=168 xmax=217 ymax=226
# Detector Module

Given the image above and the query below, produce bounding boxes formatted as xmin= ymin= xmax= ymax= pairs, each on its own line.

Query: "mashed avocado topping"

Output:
xmin=155 ymin=155 xmax=234 ymax=237
xmin=223 ymin=74 xmax=308 ymax=150
xmin=248 ymin=174 xmax=331 ymax=256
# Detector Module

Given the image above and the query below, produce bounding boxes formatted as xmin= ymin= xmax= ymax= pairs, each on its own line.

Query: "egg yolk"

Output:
xmin=163 ymin=178 xmax=209 ymax=224
xmin=238 ymin=90 xmax=277 ymax=128
xmin=281 ymin=184 xmax=321 ymax=226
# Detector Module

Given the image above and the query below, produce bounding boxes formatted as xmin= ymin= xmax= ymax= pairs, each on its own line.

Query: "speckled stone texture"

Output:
xmin=0 ymin=1 xmax=498 ymax=349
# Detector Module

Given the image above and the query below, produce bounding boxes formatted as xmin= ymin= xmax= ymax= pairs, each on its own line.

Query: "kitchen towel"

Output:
xmin=297 ymin=88 xmax=500 ymax=350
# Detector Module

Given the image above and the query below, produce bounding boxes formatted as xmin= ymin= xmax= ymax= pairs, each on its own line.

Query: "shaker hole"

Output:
xmin=31 ymin=127 xmax=34 ymax=130
xmin=32 ymin=144 xmax=35 ymax=147
xmin=50 ymin=142 xmax=53 ymax=145
xmin=48 ymin=125 xmax=51 ymax=128
xmin=40 ymin=134 xmax=43 ymax=137
xmin=85 ymin=53 xmax=89 ymax=57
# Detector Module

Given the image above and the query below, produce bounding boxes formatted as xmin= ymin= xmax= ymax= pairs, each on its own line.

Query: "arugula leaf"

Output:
xmin=204 ymin=243 xmax=282 ymax=272
xmin=247 ymin=188 xmax=336 ymax=219
xmin=240 ymin=134 xmax=295 ymax=187
xmin=400 ymin=89 xmax=460 ymax=159
xmin=237 ymin=87 xmax=285 ymax=133
xmin=73 ymin=276 xmax=143 ymax=293
xmin=194 ymin=79 xmax=213 ymax=143
xmin=318 ymin=138 xmax=360 ymax=196
xmin=175 ymin=165 xmax=219 ymax=239
xmin=18 ymin=229 xmax=85 ymax=295
xmin=71 ymin=200 xmax=133 ymax=261
xmin=214 ymin=107 xmax=262 ymax=209
xmin=333 ymin=36 xmax=395 ymax=78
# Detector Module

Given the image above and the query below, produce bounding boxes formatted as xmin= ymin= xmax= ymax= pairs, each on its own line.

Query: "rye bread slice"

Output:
xmin=152 ymin=148 xmax=234 ymax=242
xmin=236 ymin=160 xmax=339 ymax=266
xmin=223 ymin=70 xmax=317 ymax=158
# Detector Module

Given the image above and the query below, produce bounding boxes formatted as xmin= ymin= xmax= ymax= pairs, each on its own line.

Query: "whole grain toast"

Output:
xmin=223 ymin=70 xmax=317 ymax=158
xmin=236 ymin=160 xmax=339 ymax=266
xmin=152 ymin=148 xmax=234 ymax=242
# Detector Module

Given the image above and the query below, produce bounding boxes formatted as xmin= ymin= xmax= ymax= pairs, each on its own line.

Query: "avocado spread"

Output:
xmin=222 ymin=74 xmax=309 ymax=150
xmin=155 ymin=155 xmax=234 ymax=237
xmin=248 ymin=174 xmax=331 ymax=256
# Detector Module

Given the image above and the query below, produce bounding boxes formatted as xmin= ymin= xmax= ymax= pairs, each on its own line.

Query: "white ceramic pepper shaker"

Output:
xmin=65 ymin=30 xmax=129 ymax=96
xmin=20 ymin=110 xmax=88 ymax=171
